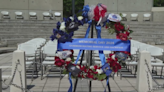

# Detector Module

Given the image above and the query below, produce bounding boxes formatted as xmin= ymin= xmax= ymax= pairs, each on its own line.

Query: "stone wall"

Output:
xmin=85 ymin=0 xmax=153 ymax=22
xmin=85 ymin=0 xmax=153 ymax=12
xmin=0 ymin=0 xmax=63 ymax=20
xmin=152 ymin=7 xmax=164 ymax=22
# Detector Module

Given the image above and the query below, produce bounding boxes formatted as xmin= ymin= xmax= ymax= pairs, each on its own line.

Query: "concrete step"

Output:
xmin=6 ymin=37 xmax=50 ymax=46
xmin=0 ymin=31 xmax=108 ymax=35
xmin=0 ymin=24 xmax=164 ymax=29
xmin=0 ymin=28 xmax=87 ymax=31
xmin=125 ymin=25 xmax=164 ymax=28
xmin=0 ymin=20 xmax=58 ymax=24
xmin=0 ymin=20 xmax=164 ymax=25
xmin=123 ymin=21 xmax=164 ymax=25
xmin=4 ymin=36 xmax=157 ymax=46
xmin=0 ymin=31 xmax=52 ymax=34
xmin=0 ymin=20 xmax=163 ymax=45
xmin=1 ymin=32 xmax=162 ymax=40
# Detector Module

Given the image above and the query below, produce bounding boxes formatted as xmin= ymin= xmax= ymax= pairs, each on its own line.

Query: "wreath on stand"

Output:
xmin=50 ymin=4 xmax=133 ymax=81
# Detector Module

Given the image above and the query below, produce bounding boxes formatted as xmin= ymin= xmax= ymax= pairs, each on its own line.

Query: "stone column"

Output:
xmin=10 ymin=50 xmax=27 ymax=92
xmin=0 ymin=69 xmax=2 ymax=92
xmin=136 ymin=51 xmax=152 ymax=92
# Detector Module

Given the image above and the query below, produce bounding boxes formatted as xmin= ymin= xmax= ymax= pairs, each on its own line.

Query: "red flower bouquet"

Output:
xmin=114 ymin=22 xmax=124 ymax=31
xmin=54 ymin=56 xmax=65 ymax=67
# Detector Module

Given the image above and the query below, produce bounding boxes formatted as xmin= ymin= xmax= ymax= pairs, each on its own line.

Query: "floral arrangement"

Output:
xmin=50 ymin=4 xmax=133 ymax=81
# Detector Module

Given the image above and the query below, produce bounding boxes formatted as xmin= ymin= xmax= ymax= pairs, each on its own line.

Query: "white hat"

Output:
xmin=107 ymin=13 xmax=122 ymax=22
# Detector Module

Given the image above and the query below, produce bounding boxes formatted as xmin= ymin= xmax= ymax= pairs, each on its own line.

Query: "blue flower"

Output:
xmin=50 ymin=35 xmax=55 ymax=41
xmin=82 ymin=5 xmax=90 ymax=23
xmin=50 ymin=28 xmax=73 ymax=43
xmin=73 ymin=15 xmax=78 ymax=21
xmin=58 ymin=32 xmax=73 ymax=43
xmin=56 ymin=22 xmax=61 ymax=30
xmin=82 ymin=5 xmax=90 ymax=12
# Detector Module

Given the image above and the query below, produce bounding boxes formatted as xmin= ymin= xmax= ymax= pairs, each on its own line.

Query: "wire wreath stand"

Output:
xmin=73 ymin=20 xmax=111 ymax=92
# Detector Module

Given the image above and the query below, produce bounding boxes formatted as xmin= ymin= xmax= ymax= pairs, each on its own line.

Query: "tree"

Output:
xmin=63 ymin=0 xmax=84 ymax=17
xmin=154 ymin=0 xmax=164 ymax=7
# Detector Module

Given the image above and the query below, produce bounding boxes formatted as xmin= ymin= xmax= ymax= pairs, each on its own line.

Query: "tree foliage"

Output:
xmin=154 ymin=0 xmax=164 ymax=7
xmin=63 ymin=0 xmax=84 ymax=17
xmin=63 ymin=0 xmax=164 ymax=17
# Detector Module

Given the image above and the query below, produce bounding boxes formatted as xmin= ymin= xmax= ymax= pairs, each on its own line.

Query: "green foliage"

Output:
xmin=108 ymin=28 xmax=115 ymax=34
xmin=63 ymin=69 xmax=69 ymax=74
xmin=129 ymin=30 xmax=133 ymax=34
xmin=97 ymin=74 xmax=106 ymax=80
xmin=119 ymin=13 xmax=123 ymax=19
xmin=71 ymin=56 xmax=75 ymax=62
xmin=63 ymin=0 xmax=84 ymax=17
xmin=106 ymin=22 xmax=116 ymax=34
xmin=154 ymin=0 xmax=164 ymax=7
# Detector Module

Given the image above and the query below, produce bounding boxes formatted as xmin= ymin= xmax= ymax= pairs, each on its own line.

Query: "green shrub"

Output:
xmin=63 ymin=0 xmax=84 ymax=17
xmin=154 ymin=0 xmax=164 ymax=7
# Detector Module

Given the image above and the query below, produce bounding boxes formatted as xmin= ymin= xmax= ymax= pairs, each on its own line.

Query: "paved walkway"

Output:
xmin=0 ymin=52 xmax=164 ymax=92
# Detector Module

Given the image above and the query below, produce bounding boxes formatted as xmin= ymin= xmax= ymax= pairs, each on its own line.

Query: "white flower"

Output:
xmin=78 ymin=16 xmax=83 ymax=20
xmin=76 ymin=66 xmax=80 ymax=69
xmin=111 ymin=54 xmax=116 ymax=60
xmin=96 ymin=69 xmax=103 ymax=74
xmin=59 ymin=25 xmax=66 ymax=31
xmin=66 ymin=57 xmax=71 ymax=61
xmin=99 ymin=63 xmax=102 ymax=67
xmin=69 ymin=17 xmax=74 ymax=21
xmin=90 ymin=66 xmax=94 ymax=69
xmin=61 ymin=22 xmax=65 ymax=26
xmin=127 ymin=25 xmax=130 ymax=30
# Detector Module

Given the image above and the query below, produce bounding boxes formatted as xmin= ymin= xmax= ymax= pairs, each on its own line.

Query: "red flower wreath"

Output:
xmin=114 ymin=22 xmax=124 ymax=31
xmin=52 ymin=4 xmax=133 ymax=81
xmin=54 ymin=56 xmax=65 ymax=67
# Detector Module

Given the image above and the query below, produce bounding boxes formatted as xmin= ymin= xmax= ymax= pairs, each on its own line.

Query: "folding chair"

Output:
xmin=41 ymin=44 xmax=58 ymax=80
xmin=18 ymin=44 xmax=38 ymax=81
xmin=1 ymin=11 xmax=10 ymax=19
xmin=15 ymin=11 xmax=23 ymax=19
xmin=143 ymin=13 xmax=151 ymax=21
xmin=131 ymin=13 xmax=138 ymax=21
xmin=29 ymin=12 xmax=37 ymax=20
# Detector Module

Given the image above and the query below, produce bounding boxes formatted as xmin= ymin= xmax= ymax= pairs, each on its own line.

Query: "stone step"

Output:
xmin=73 ymin=33 xmax=162 ymax=39
xmin=0 ymin=24 xmax=164 ymax=29
xmin=0 ymin=27 xmax=87 ymax=31
xmin=0 ymin=22 xmax=164 ymax=27
xmin=0 ymin=20 xmax=58 ymax=24
xmin=0 ymin=26 xmax=162 ymax=32
xmin=123 ymin=21 xmax=164 ymax=25
xmin=1 ymin=28 xmax=163 ymax=34
xmin=1 ymin=32 xmax=163 ymax=40
xmin=0 ymin=31 xmax=108 ymax=35
xmin=5 ymin=35 xmax=158 ymax=46
xmin=0 ymin=30 xmax=161 ymax=36
xmin=0 ymin=21 xmax=164 ymax=29
xmin=0 ymin=23 xmax=56 ymax=25
xmin=1 ymin=20 xmax=164 ymax=25
xmin=0 ymin=31 xmax=52 ymax=34
xmin=0 ymin=20 xmax=164 ymax=45
xmin=129 ymin=26 xmax=164 ymax=29
xmin=0 ymin=34 xmax=86 ymax=38
xmin=6 ymin=38 xmax=40 ymax=46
